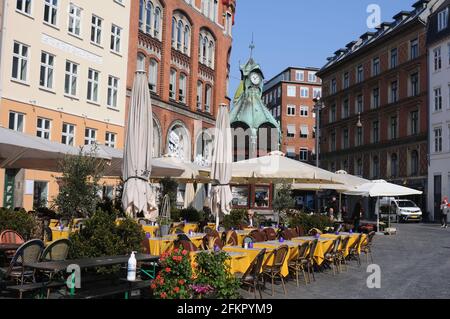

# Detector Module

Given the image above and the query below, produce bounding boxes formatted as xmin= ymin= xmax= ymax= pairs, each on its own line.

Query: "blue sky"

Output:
xmin=229 ymin=0 xmax=414 ymax=95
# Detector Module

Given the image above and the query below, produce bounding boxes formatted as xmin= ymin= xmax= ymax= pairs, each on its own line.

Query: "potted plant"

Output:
xmin=158 ymin=216 xmax=171 ymax=237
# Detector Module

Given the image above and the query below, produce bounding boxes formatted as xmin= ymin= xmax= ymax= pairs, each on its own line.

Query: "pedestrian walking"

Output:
xmin=441 ymin=197 xmax=449 ymax=228
xmin=352 ymin=200 xmax=363 ymax=232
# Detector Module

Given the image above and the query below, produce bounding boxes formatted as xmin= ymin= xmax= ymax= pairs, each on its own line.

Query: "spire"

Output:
xmin=249 ymin=33 xmax=255 ymax=59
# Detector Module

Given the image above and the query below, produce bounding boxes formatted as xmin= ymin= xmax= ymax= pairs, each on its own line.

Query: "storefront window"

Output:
xmin=254 ymin=186 xmax=270 ymax=208
xmin=231 ymin=186 xmax=249 ymax=207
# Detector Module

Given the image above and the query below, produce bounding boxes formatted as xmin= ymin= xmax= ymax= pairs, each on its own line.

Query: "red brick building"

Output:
xmin=263 ymin=67 xmax=322 ymax=164
xmin=126 ymin=0 xmax=235 ymax=164
xmin=317 ymin=0 xmax=434 ymax=212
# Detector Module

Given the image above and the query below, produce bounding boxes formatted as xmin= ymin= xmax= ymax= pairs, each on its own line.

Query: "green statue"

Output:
xmin=230 ymin=57 xmax=281 ymax=159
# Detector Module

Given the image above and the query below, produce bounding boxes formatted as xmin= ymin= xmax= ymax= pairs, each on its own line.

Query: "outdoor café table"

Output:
xmin=0 ymin=243 xmax=21 ymax=252
xmin=291 ymin=236 xmax=335 ymax=266
xmin=148 ymin=233 xmax=206 ymax=255
xmin=320 ymin=232 xmax=367 ymax=257
xmin=252 ymin=240 xmax=298 ymax=277
xmin=24 ymin=254 xmax=159 ymax=297
xmin=223 ymin=246 xmax=269 ymax=274
xmin=142 ymin=225 xmax=159 ymax=237
xmin=189 ymin=250 xmax=249 ymax=275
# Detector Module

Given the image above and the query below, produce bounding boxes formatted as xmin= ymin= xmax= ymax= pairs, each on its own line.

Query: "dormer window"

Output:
xmin=438 ymin=8 xmax=448 ymax=32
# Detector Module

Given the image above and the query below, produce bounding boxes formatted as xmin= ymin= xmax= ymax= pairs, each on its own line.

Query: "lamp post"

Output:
xmin=313 ymin=97 xmax=323 ymax=214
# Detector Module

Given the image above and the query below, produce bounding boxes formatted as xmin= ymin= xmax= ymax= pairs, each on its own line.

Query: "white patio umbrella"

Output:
xmin=193 ymin=183 xmax=207 ymax=211
xmin=344 ymin=180 xmax=423 ymax=232
xmin=183 ymin=183 xmax=196 ymax=209
xmin=122 ymin=71 xmax=154 ymax=218
xmin=210 ymin=105 xmax=233 ymax=230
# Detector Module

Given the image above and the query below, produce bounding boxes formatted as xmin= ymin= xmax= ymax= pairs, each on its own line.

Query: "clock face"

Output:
xmin=250 ymin=72 xmax=261 ymax=86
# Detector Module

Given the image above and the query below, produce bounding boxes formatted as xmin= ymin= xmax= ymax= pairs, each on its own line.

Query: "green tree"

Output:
xmin=272 ymin=182 xmax=295 ymax=223
xmin=159 ymin=177 xmax=178 ymax=211
xmin=54 ymin=146 xmax=105 ymax=220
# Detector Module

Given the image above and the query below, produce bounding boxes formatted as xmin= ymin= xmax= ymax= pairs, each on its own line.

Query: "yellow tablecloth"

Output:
xmin=189 ymin=251 xmax=249 ymax=275
xmin=142 ymin=225 xmax=159 ymax=237
xmin=49 ymin=227 xmax=70 ymax=241
xmin=147 ymin=234 xmax=205 ymax=255
xmin=223 ymin=246 xmax=266 ymax=274
xmin=292 ymin=237 xmax=334 ymax=266
xmin=252 ymin=241 xmax=298 ymax=277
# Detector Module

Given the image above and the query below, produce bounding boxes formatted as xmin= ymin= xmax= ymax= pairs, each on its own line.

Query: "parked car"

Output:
xmin=379 ymin=197 xmax=422 ymax=223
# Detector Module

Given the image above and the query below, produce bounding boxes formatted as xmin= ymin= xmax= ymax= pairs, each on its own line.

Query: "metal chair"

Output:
xmin=238 ymin=248 xmax=266 ymax=299
xmin=307 ymin=239 xmax=319 ymax=282
xmin=337 ymin=236 xmax=350 ymax=271
xmin=360 ymin=231 xmax=375 ymax=264
xmin=0 ymin=230 xmax=25 ymax=260
xmin=288 ymin=241 xmax=311 ymax=287
xmin=324 ymin=236 xmax=341 ymax=275
xmin=346 ymin=233 xmax=364 ymax=266
xmin=0 ymin=239 xmax=45 ymax=285
xmin=261 ymin=245 xmax=289 ymax=296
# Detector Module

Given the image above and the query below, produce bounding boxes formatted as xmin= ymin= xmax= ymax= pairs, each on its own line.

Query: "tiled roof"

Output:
xmin=318 ymin=0 xmax=433 ymax=75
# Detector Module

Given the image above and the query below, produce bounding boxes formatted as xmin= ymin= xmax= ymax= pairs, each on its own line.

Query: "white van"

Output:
xmin=379 ymin=197 xmax=422 ymax=222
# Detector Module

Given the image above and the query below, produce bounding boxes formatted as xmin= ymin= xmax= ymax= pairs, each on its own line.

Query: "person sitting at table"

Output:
xmin=244 ymin=209 xmax=256 ymax=228
xmin=328 ymin=207 xmax=335 ymax=222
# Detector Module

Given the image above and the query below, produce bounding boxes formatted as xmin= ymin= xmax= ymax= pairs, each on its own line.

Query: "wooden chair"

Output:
xmin=280 ymin=230 xmax=293 ymax=240
xmin=237 ymin=248 xmax=266 ymax=299
xmin=0 ymin=239 xmax=44 ymax=287
xmin=288 ymin=241 xmax=310 ymax=287
xmin=0 ymin=230 xmax=25 ymax=259
xmin=263 ymin=228 xmax=277 ymax=241
xmin=175 ymin=234 xmax=198 ymax=252
xmin=307 ymin=239 xmax=319 ymax=282
xmin=249 ymin=230 xmax=266 ymax=243
xmin=225 ymin=231 xmax=238 ymax=246
xmin=324 ymin=236 xmax=341 ymax=275
xmin=360 ymin=231 xmax=375 ymax=264
xmin=337 ymin=236 xmax=350 ymax=271
xmin=346 ymin=233 xmax=364 ymax=266
xmin=261 ymin=245 xmax=289 ymax=296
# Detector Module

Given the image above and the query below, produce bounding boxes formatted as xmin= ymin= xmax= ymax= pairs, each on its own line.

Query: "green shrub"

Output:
xmin=69 ymin=210 xmax=145 ymax=268
xmin=288 ymin=213 xmax=333 ymax=233
xmin=0 ymin=208 xmax=36 ymax=240
xmin=222 ymin=209 xmax=247 ymax=230
xmin=194 ymin=251 xmax=240 ymax=299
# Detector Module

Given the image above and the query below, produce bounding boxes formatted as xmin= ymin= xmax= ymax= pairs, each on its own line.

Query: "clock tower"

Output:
xmin=230 ymin=56 xmax=281 ymax=160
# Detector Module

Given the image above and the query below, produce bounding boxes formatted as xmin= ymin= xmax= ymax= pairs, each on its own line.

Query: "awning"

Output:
xmin=287 ymin=125 xmax=296 ymax=135
xmin=300 ymin=125 xmax=309 ymax=136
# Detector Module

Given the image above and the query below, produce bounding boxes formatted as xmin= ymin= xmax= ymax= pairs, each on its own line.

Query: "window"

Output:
xmin=169 ymin=69 xmax=176 ymax=100
xmin=438 ymin=8 xmax=449 ymax=32
xmin=410 ymin=38 xmax=419 ymax=59
xmin=154 ymin=7 xmax=161 ymax=38
xmin=313 ymin=88 xmax=322 ymax=99
xmin=356 ymin=65 xmax=364 ymax=83
xmin=111 ymin=24 xmax=122 ymax=53
xmin=254 ymin=186 xmax=270 ymax=208
xmin=330 ymin=104 xmax=336 ymax=122
xmin=331 ymin=78 xmax=337 ymax=94
xmin=300 ymin=125 xmax=309 ymax=139
xmin=8 ymin=112 xmax=24 ymax=132
xmin=33 ymin=181 xmax=48 ymax=208
xmin=434 ymin=127 xmax=442 ymax=153
xmin=179 ymin=73 xmax=186 ymax=103
xmin=12 ymin=41 xmax=29 ymax=82
xmin=295 ymin=70 xmax=304 ymax=81
xmin=231 ymin=185 xmax=249 ymax=207
xmin=40 ymin=52 xmax=54 ymax=89
xmin=434 ymin=87 xmax=442 ymax=111
xmin=205 ymin=85 xmax=212 ymax=113
xmin=372 ymin=120 xmax=379 ymax=143
xmin=410 ymin=110 xmax=418 ymax=135
xmin=137 ymin=53 xmax=145 ymax=71
xmin=390 ymin=116 xmax=398 ymax=140
xmin=391 ymin=153 xmax=398 ymax=178
xmin=145 ymin=1 xmax=153 ymax=34
xmin=199 ymin=30 xmax=215 ymax=69
xmin=300 ymin=87 xmax=309 ymax=98
xmin=287 ymin=85 xmax=296 ymax=97
xmin=434 ymin=47 xmax=442 ymax=71
xmin=342 ymin=98 xmax=349 ymax=118
xmin=44 ymin=0 xmax=58 ymax=26
xmin=105 ymin=132 xmax=116 ymax=148
xmin=139 ymin=0 xmax=144 ymax=29
xmin=300 ymin=106 xmax=309 ymax=117
xmin=410 ymin=150 xmax=419 ymax=176
xmin=287 ymin=125 xmax=296 ymax=138
xmin=300 ymin=148 xmax=308 ymax=162
xmin=149 ymin=59 xmax=158 ymax=93
xmin=410 ymin=72 xmax=419 ymax=96
xmin=330 ymin=131 xmax=336 ymax=151
xmin=225 ymin=12 xmax=232 ymax=36
xmin=84 ymin=128 xmax=97 ymax=145
xmin=308 ymin=72 xmax=317 ymax=82
xmin=91 ymin=15 xmax=102 ymax=45
xmin=372 ymin=57 xmax=380 ymax=76
xmin=372 ymin=87 xmax=379 ymax=108
xmin=64 ymin=61 xmax=78 ymax=96
xmin=16 ymin=0 xmax=32 ymax=15
xmin=196 ymin=82 xmax=203 ymax=110
xmin=356 ymin=127 xmax=363 ymax=146
xmin=37 ymin=118 xmax=51 ymax=140
xmin=107 ymin=76 xmax=119 ymax=108
xmin=287 ymin=105 xmax=296 ymax=116
xmin=61 ymin=123 xmax=75 ymax=146
xmin=390 ymin=80 xmax=398 ymax=103
xmin=172 ymin=13 xmax=191 ymax=54
xmin=87 ymin=69 xmax=99 ymax=103
xmin=356 ymin=158 xmax=363 ymax=176
xmin=356 ymin=94 xmax=363 ymax=113
xmin=372 ymin=156 xmax=380 ymax=179
xmin=68 ymin=3 xmax=81 ymax=36
xmin=343 ymin=128 xmax=349 ymax=149
xmin=390 ymin=48 xmax=398 ymax=69
xmin=343 ymin=72 xmax=349 ymax=89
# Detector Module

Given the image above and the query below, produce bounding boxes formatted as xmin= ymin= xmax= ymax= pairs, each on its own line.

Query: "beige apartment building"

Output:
xmin=0 ymin=0 xmax=131 ymax=210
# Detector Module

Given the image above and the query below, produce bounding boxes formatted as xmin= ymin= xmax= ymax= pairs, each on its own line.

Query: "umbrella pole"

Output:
xmin=339 ymin=193 xmax=342 ymax=221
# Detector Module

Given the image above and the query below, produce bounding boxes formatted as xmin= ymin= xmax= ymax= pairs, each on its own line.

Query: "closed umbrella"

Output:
xmin=184 ymin=183 xmax=195 ymax=209
xmin=160 ymin=194 xmax=171 ymax=236
xmin=210 ymin=105 xmax=233 ymax=230
xmin=122 ymin=71 xmax=154 ymax=218
xmin=193 ymin=183 xmax=207 ymax=211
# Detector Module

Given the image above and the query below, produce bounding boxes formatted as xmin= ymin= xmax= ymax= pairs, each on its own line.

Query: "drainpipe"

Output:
xmin=0 ymin=0 xmax=8 ymax=99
